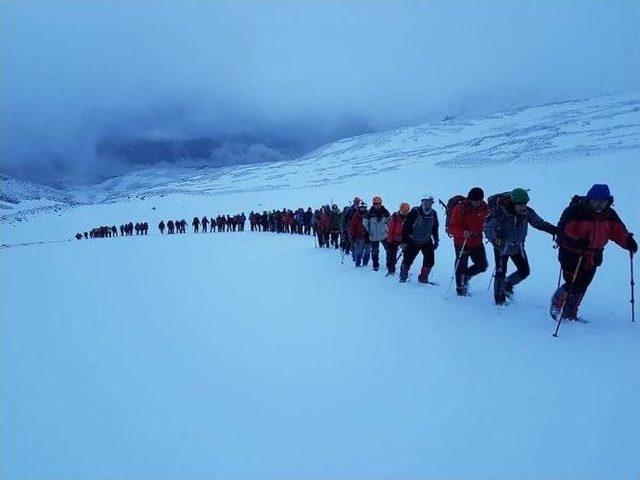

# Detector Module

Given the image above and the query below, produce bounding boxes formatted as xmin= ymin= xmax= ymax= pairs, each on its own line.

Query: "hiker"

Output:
xmin=484 ymin=188 xmax=558 ymax=305
xmin=303 ymin=208 xmax=313 ymax=235
xmin=385 ymin=203 xmax=410 ymax=275
xmin=315 ymin=207 xmax=331 ymax=247
xmin=159 ymin=220 xmax=165 ymax=234
xmin=142 ymin=222 xmax=148 ymax=235
xmin=83 ymin=232 xmax=88 ymax=239
xmin=329 ymin=205 xmax=343 ymax=249
xmin=202 ymin=216 xmax=209 ymax=233
xmin=342 ymin=197 xmax=361 ymax=261
xmin=192 ymin=217 xmax=200 ymax=233
xmin=111 ymin=225 xmax=118 ymax=237
xmin=551 ymin=184 xmax=637 ymax=321
xmin=399 ymin=195 xmax=439 ymax=283
xmin=447 ymin=187 xmax=489 ymax=296
xmin=75 ymin=232 xmax=82 ymax=240
xmin=349 ymin=201 xmax=371 ymax=267
xmin=364 ymin=196 xmax=390 ymax=271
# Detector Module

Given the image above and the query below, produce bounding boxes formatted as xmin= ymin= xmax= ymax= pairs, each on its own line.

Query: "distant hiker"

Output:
xmin=551 ymin=184 xmax=637 ymax=322
xmin=83 ymin=232 xmax=88 ymax=239
xmin=192 ymin=217 xmax=200 ymax=233
xmin=329 ymin=205 xmax=343 ymax=249
xmin=167 ymin=220 xmax=175 ymax=234
xmin=400 ymin=195 xmax=439 ymax=284
xmin=75 ymin=232 xmax=82 ymax=240
xmin=180 ymin=219 xmax=187 ymax=233
xmin=202 ymin=216 xmax=209 ymax=233
xmin=385 ymin=202 xmax=410 ymax=275
xmin=349 ymin=201 xmax=370 ymax=267
xmin=303 ymin=207 xmax=313 ymax=235
xmin=315 ymin=207 xmax=331 ymax=247
xmin=143 ymin=222 xmax=148 ymax=235
xmin=240 ymin=212 xmax=246 ymax=231
xmin=159 ymin=220 xmax=165 ymax=234
xmin=111 ymin=225 xmax=118 ymax=237
xmin=342 ymin=197 xmax=361 ymax=261
xmin=119 ymin=225 xmax=124 ymax=236
xmin=448 ymin=187 xmax=489 ymax=296
xmin=484 ymin=188 xmax=558 ymax=305
xmin=364 ymin=196 xmax=390 ymax=271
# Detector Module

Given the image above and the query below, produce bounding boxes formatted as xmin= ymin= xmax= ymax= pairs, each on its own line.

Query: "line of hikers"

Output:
xmin=73 ymin=183 xmax=636 ymax=323
xmin=298 ymin=185 xmax=636 ymax=323
xmin=249 ymin=209 xmax=316 ymax=234
xmin=75 ymin=222 xmax=148 ymax=240
xmin=158 ymin=214 xmax=247 ymax=234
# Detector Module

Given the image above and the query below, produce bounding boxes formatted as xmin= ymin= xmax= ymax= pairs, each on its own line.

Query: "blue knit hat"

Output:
xmin=586 ymin=184 xmax=611 ymax=200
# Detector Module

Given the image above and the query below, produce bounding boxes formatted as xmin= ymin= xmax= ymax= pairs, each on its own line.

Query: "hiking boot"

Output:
xmin=417 ymin=267 xmax=431 ymax=284
xmin=399 ymin=265 xmax=409 ymax=283
xmin=456 ymin=287 xmax=469 ymax=297
xmin=504 ymin=282 xmax=514 ymax=298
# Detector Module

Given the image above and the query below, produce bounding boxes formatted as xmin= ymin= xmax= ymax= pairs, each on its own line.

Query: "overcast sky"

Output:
xmin=2 ymin=0 xmax=639 ymax=184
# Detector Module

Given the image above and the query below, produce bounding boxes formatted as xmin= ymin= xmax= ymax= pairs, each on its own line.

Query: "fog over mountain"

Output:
xmin=2 ymin=0 xmax=639 ymax=185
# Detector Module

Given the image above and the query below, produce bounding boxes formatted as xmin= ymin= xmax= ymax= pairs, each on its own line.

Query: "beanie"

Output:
xmin=586 ymin=184 xmax=611 ymax=200
xmin=510 ymin=188 xmax=530 ymax=205
xmin=468 ymin=187 xmax=484 ymax=201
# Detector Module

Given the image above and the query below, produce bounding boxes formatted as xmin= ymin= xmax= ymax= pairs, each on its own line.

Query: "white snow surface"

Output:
xmin=2 ymin=93 xmax=640 ymax=479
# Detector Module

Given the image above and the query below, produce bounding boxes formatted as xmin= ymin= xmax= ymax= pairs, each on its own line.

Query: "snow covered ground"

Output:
xmin=2 ymin=93 xmax=640 ymax=479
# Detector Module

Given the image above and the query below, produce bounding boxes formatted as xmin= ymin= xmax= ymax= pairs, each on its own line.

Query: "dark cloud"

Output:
xmin=2 ymin=0 xmax=639 ymax=185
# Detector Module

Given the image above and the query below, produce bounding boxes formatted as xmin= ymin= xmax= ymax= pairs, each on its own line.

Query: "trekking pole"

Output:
xmin=487 ymin=270 xmax=495 ymax=290
xmin=630 ymin=250 xmax=635 ymax=323
xmin=446 ymin=237 xmax=468 ymax=296
xmin=556 ymin=264 xmax=562 ymax=289
xmin=553 ymin=255 xmax=583 ymax=338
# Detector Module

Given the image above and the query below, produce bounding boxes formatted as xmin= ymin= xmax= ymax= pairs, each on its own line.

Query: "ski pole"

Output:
xmin=553 ymin=255 xmax=583 ymax=338
xmin=447 ymin=237 xmax=468 ymax=296
xmin=556 ymin=264 xmax=562 ymax=289
xmin=630 ymin=250 xmax=635 ymax=323
xmin=487 ymin=270 xmax=495 ymax=290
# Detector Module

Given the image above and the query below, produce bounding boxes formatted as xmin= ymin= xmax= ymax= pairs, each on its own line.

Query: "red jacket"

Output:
xmin=316 ymin=213 xmax=330 ymax=232
xmin=349 ymin=211 xmax=367 ymax=240
xmin=386 ymin=212 xmax=406 ymax=243
xmin=558 ymin=199 xmax=630 ymax=266
xmin=449 ymin=200 xmax=489 ymax=248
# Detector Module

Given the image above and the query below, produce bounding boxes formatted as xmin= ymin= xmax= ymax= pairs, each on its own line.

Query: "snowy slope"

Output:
xmin=2 ymin=93 xmax=640 ymax=480
xmin=0 ymin=174 xmax=76 ymax=217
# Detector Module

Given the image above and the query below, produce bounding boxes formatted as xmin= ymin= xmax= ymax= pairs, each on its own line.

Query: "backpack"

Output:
xmin=487 ymin=192 xmax=510 ymax=214
xmin=410 ymin=208 xmax=436 ymax=244
xmin=441 ymin=195 xmax=466 ymax=237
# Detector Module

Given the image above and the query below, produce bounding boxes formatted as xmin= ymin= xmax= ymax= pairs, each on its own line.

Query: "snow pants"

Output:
xmin=385 ymin=241 xmax=401 ymax=274
xmin=493 ymin=246 xmax=530 ymax=304
xmin=330 ymin=231 xmax=340 ymax=249
xmin=455 ymin=244 xmax=488 ymax=289
xmin=370 ymin=240 xmax=382 ymax=269
xmin=551 ymin=249 xmax=597 ymax=319
xmin=400 ymin=241 xmax=435 ymax=282
xmin=353 ymin=238 xmax=371 ymax=267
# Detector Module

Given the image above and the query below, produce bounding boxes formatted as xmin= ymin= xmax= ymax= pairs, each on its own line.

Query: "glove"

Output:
xmin=628 ymin=234 xmax=638 ymax=254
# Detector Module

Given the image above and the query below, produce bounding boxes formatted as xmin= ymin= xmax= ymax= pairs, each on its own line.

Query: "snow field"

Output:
xmin=2 ymin=227 xmax=639 ymax=479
